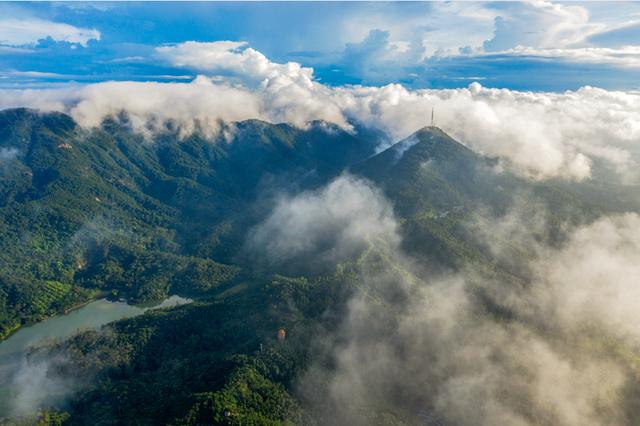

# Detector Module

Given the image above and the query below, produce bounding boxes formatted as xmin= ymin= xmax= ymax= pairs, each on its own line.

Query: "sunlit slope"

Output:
xmin=354 ymin=125 xmax=640 ymax=268
xmin=5 ymin=112 xmax=640 ymax=424
xmin=0 ymin=109 xmax=373 ymax=337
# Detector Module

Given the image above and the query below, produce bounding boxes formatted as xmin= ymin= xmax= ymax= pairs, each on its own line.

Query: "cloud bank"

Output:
xmin=0 ymin=147 xmax=19 ymax=162
xmin=7 ymin=351 xmax=79 ymax=417
xmin=1 ymin=41 xmax=639 ymax=181
xmin=248 ymin=175 xmax=399 ymax=271
xmin=293 ymin=187 xmax=640 ymax=426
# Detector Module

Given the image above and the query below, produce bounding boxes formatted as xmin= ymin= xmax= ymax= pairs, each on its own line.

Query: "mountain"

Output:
xmin=2 ymin=109 xmax=640 ymax=424
xmin=357 ymin=126 xmax=482 ymax=207
xmin=0 ymin=109 xmax=374 ymax=339
xmin=355 ymin=125 xmax=640 ymax=268
xmin=2 ymin=108 xmax=635 ymax=341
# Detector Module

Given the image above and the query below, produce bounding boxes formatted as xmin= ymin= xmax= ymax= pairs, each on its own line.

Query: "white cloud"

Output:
xmin=335 ymin=2 xmax=497 ymax=60
xmin=67 ymin=78 xmax=262 ymax=139
xmin=156 ymin=41 xmax=317 ymax=88
xmin=0 ymin=76 xmax=347 ymax=139
xmin=334 ymin=82 xmax=640 ymax=180
xmin=488 ymin=45 xmax=640 ymax=69
xmin=340 ymin=1 xmax=640 ymax=71
xmin=0 ymin=147 xmax=19 ymax=162
xmin=6 ymin=70 xmax=72 ymax=78
xmin=587 ymin=20 xmax=640 ymax=48
xmin=0 ymin=18 xmax=100 ymax=47
xmin=483 ymin=1 xmax=598 ymax=52
xmin=534 ymin=213 xmax=640 ymax=341
xmin=334 ymin=1 xmax=640 ymax=68
xmin=300 ymin=209 xmax=640 ymax=426
xmin=0 ymin=147 xmax=19 ymax=173
xmin=10 ymin=352 xmax=78 ymax=416
xmin=248 ymin=175 xmax=399 ymax=269
xmin=0 ymin=45 xmax=33 ymax=54
xmin=2 ymin=41 xmax=640 ymax=181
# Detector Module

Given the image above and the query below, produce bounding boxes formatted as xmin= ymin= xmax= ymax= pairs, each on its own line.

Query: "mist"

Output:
xmin=247 ymin=175 xmax=399 ymax=273
xmin=2 ymin=349 xmax=80 ymax=418
xmin=243 ymin=175 xmax=640 ymax=425
xmin=0 ymin=147 xmax=19 ymax=172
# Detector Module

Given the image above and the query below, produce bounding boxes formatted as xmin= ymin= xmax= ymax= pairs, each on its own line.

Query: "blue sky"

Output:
xmin=2 ymin=1 xmax=640 ymax=91
xmin=1 ymin=2 xmax=640 ymax=183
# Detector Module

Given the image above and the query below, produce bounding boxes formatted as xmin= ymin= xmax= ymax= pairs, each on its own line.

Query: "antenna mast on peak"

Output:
xmin=431 ymin=107 xmax=434 ymax=127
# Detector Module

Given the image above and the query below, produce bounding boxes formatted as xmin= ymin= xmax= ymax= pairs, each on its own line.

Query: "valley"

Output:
xmin=1 ymin=108 xmax=639 ymax=424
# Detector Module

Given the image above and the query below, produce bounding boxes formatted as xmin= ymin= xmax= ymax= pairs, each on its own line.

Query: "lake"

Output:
xmin=0 ymin=295 xmax=191 ymax=359
xmin=0 ymin=295 xmax=192 ymax=417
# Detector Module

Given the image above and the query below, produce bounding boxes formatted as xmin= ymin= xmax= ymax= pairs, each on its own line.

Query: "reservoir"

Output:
xmin=0 ymin=295 xmax=191 ymax=359
xmin=0 ymin=295 xmax=192 ymax=416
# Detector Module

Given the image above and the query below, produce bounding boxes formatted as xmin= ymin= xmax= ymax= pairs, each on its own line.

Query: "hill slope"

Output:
xmin=0 ymin=109 xmax=374 ymax=338
xmin=3 ymin=110 xmax=640 ymax=424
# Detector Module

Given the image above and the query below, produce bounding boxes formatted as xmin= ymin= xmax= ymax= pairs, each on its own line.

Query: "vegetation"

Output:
xmin=0 ymin=109 xmax=373 ymax=339
xmin=2 ymin=109 xmax=640 ymax=424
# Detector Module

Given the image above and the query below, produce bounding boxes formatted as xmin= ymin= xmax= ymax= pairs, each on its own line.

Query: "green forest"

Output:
xmin=2 ymin=108 xmax=640 ymax=425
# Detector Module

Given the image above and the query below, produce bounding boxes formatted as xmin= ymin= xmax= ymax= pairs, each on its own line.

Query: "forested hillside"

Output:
xmin=2 ymin=108 xmax=640 ymax=425
xmin=0 ymin=109 xmax=373 ymax=339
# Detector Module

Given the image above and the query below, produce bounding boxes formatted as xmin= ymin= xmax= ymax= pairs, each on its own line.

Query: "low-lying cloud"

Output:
xmin=6 ymin=351 xmax=79 ymax=417
xmin=298 ymin=196 xmax=640 ymax=426
xmin=0 ymin=147 xmax=19 ymax=166
xmin=1 ymin=41 xmax=640 ymax=181
xmin=247 ymin=175 xmax=399 ymax=271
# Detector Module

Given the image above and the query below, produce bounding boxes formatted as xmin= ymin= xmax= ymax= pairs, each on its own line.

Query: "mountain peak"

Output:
xmin=415 ymin=125 xmax=445 ymax=135
xmin=410 ymin=126 xmax=459 ymax=144
xmin=353 ymin=125 xmax=479 ymax=187
xmin=386 ymin=125 xmax=474 ymax=162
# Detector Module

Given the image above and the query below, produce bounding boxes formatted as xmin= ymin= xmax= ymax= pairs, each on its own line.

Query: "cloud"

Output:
xmin=328 ymin=1 xmax=640 ymax=85
xmin=64 ymin=78 xmax=262 ymax=139
xmin=0 ymin=77 xmax=345 ymax=140
xmin=247 ymin=175 xmax=399 ymax=271
xmin=0 ymin=147 xmax=20 ymax=173
xmin=0 ymin=44 xmax=351 ymax=137
xmin=491 ymin=45 xmax=640 ymax=69
xmin=9 ymin=351 xmax=78 ymax=417
xmin=533 ymin=213 xmax=640 ymax=340
xmin=156 ymin=42 xmax=353 ymax=130
xmin=342 ymin=30 xmax=395 ymax=78
xmin=2 ymin=2 xmax=640 ymax=91
xmin=334 ymin=29 xmax=426 ymax=85
xmin=335 ymin=82 xmax=640 ymax=180
xmin=0 ymin=45 xmax=33 ymax=54
xmin=2 ymin=41 xmax=640 ymax=181
xmin=299 ymin=203 xmax=640 ymax=426
xmin=0 ymin=18 xmax=100 ymax=47
xmin=156 ymin=41 xmax=315 ymax=87
xmin=326 ymin=2 xmax=640 ymax=88
xmin=0 ymin=147 xmax=19 ymax=162
xmin=587 ymin=20 xmax=640 ymax=48
xmin=483 ymin=1 xmax=597 ymax=52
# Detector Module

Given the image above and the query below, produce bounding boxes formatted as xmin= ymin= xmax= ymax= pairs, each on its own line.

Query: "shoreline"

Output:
xmin=0 ymin=292 xmax=195 ymax=344
xmin=62 ymin=292 xmax=109 ymax=314
xmin=0 ymin=290 xmax=109 ymax=343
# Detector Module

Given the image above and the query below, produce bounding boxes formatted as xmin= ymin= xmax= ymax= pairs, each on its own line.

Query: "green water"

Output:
xmin=0 ymin=295 xmax=192 ymax=417
xmin=0 ymin=295 xmax=191 ymax=359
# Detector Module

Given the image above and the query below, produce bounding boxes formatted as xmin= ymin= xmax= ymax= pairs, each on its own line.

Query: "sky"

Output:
xmin=2 ymin=2 xmax=640 ymax=183
xmin=2 ymin=1 xmax=640 ymax=91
